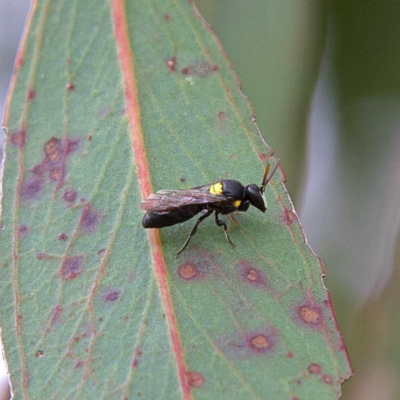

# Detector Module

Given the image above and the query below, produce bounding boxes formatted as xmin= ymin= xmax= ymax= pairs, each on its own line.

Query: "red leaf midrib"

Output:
xmin=111 ymin=1 xmax=192 ymax=398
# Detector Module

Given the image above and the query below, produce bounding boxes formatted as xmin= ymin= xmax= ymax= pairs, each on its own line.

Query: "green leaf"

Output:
xmin=0 ymin=0 xmax=351 ymax=399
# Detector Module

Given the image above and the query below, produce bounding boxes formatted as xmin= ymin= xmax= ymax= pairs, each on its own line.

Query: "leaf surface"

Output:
xmin=0 ymin=0 xmax=352 ymax=399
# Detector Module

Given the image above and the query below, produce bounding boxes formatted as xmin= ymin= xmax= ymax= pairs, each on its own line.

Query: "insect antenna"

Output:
xmin=260 ymin=162 xmax=279 ymax=194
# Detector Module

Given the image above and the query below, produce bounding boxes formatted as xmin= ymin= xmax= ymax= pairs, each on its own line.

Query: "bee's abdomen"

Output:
xmin=142 ymin=205 xmax=204 ymax=228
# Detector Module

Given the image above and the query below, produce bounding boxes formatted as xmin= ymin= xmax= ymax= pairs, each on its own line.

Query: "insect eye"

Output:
xmin=245 ymin=184 xmax=266 ymax=212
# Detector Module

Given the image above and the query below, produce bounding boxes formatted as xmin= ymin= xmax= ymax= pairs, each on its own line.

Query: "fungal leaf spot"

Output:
xmin=178 ymin=262 xmax=203 ymax=281
xmin=21 ymin=177 xmax=43 ymax=200
xmin=11 ymin=128 xmax=26 ymax=148
xmin=63 ymin=189 xmax=77 ymax=205
xmin=181 ymin=60 xmax=218 ymax=78
xmin=322 ymin=374 xmax=333 ymax=384
xmin=283 ymin=207 xmax=297 ymax=226
xmin=60 ymin=256 xmax=84 ymax=280
xmin=166 ymin=56 xmax=176 ymax=72
xmin=186 ymin=371 xmax=205 ymax=388
xmin=295 ymin=301 xmax=324 ymax=330
xmin=58 ymin=233 xmax=68 ymax=240
xmin=247 ymin=333 xmax=275 ymax=354
xmin=132 ymin=348 xmax=142 ymax=368
xmin=44 ymin=137 xmax=61 ymax=162
xmin=27 ymin=89 xmax=36 ymax=100
xmin=218 ymin=325 xmax=279 ymax=360
xmin=35 ymin=350 xmax=44 ymax=358
xmin=104 ymin=289 xmax=120 ymax=302
xmin=18 ymin=225 xmax=29 ymax=239
xmin=308 ymin=363 xmax=322 ymax=375
xmin=80 ymin=203 xmax=101 ymax=233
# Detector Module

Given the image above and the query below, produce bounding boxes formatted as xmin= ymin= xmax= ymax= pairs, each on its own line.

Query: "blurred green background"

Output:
xmin=1 ymin=0 xmax=400 ymax=398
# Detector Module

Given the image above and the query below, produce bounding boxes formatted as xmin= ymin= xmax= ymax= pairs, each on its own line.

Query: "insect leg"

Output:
xmin=176 ymin=209 xmax=213 ymax=256
xmin=215 ymin=212 xmax=235 ymax=248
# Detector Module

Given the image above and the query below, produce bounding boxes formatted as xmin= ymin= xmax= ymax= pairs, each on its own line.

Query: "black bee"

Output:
xmin=141 ymin=163 xmax=278 ymax=255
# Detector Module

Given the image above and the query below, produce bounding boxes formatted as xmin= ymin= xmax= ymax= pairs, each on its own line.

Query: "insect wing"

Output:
xmin=140 ymin=185 xmax=226 ymax=212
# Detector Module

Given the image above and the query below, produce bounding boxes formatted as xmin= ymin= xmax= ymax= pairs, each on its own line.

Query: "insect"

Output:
xmin=140 ymin=163 xmax=278 ymax=255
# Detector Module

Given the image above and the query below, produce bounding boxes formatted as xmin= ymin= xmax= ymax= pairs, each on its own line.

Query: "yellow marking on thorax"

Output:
xmin=210 ymin=182 xmax=223 ymax=195
xmin=234 ymin=200 xmax=241 ymax=208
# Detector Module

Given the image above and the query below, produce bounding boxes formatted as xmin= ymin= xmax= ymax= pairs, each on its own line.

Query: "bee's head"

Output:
xmin=244 ymin=184 xmax=266 ymax=212
xmin=244 ymin=162 xmax=279 ymax=213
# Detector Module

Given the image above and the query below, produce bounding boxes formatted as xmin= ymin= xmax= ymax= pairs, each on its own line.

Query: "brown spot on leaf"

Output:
xmin=32 ymin=163 xmax=46 ymax=176
xmin=104 ymin=289 xmax=120 ymax=302
xmin=166 ymin=56 xmax=176 ymax=72
xmin=49 ymin=167 xmax=63 ymax=181
xmin=22 ymin=177 xmax=43 ymax=200
xmin=180 ymin=177 xmax=186 ymax=183
xmin=61 ymin=256 xmax=84 ymax=280
xmin=178 ymin=262 xmax=202 ymax=281
xmin=58 ymin=233 xmax=68 ymax=240
xmin=66 ymin=82 xmax=75 ymax=91
xmin=27 ymin=89 xmax=36 ymax=100
xmin=246 ymin=327 xmax=279 ymax=355
xmin=247 ymin=334 xmax=275 ymax=354
xmin=80 ymin=203 xmax=101 ymax=233
xmin=322 ymin=374 xmax=333 ymax=384
xmin=297 ymin=303 xmax=323 ymax=328
xmin=18 ymin=225 xmax=29 ymax=239
xmin=63 ymin=189 xmax=77 ymax=204
xmin=35 ymin=350 xmax=44 ymax=358
xmin=186 ymin=371 xmax=205 ymax=388
xmin=36 ymin=252 xmax=46 ymax=260
xmin=238 ymin=260 xmax=278 ymax=296
xmin=44 ymin=137 xmax=61 ymax=162
xmin=163 ymin=13 xmax=171 ymax=22
xmin=283 ymin=208 xmax=296 ymax=226
xmin=181 ymin=66 xmax=192 ymax=75
xmin=98 ymin=248 xmax=106 ymax=257
xmin=74 ymin=360 xmax=85 ymax=369
xmin=11 ymin=129 xmax=26 ymax=148
xmin=219 ymin=326 xmax=279 ymax=360
xmin=287 ymin=351 xmax=294 ymax=359
xmin=300 ymin=306 xmax=320 ymax=324
xmin=308 ymin=363 xmax=322 ymax=375
xmin=50 ymin=305 xmax=63 ymax=325
xmin=240 ymin=263 xmax=265 ymax=285
xmin=66 ymin=138 xmax=79 ymax=154
xmin=132 ymin=348 xmax=142 ymax=368
xmin=25 ymin=136 xmax=81 ymax=194
xmin=181 ymin=60 xmax=218 ymax=78
xmin=218 ymin=111 xmax=226 ymax=120
xmin=44 ymin=305 xmax=63 ymax=333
